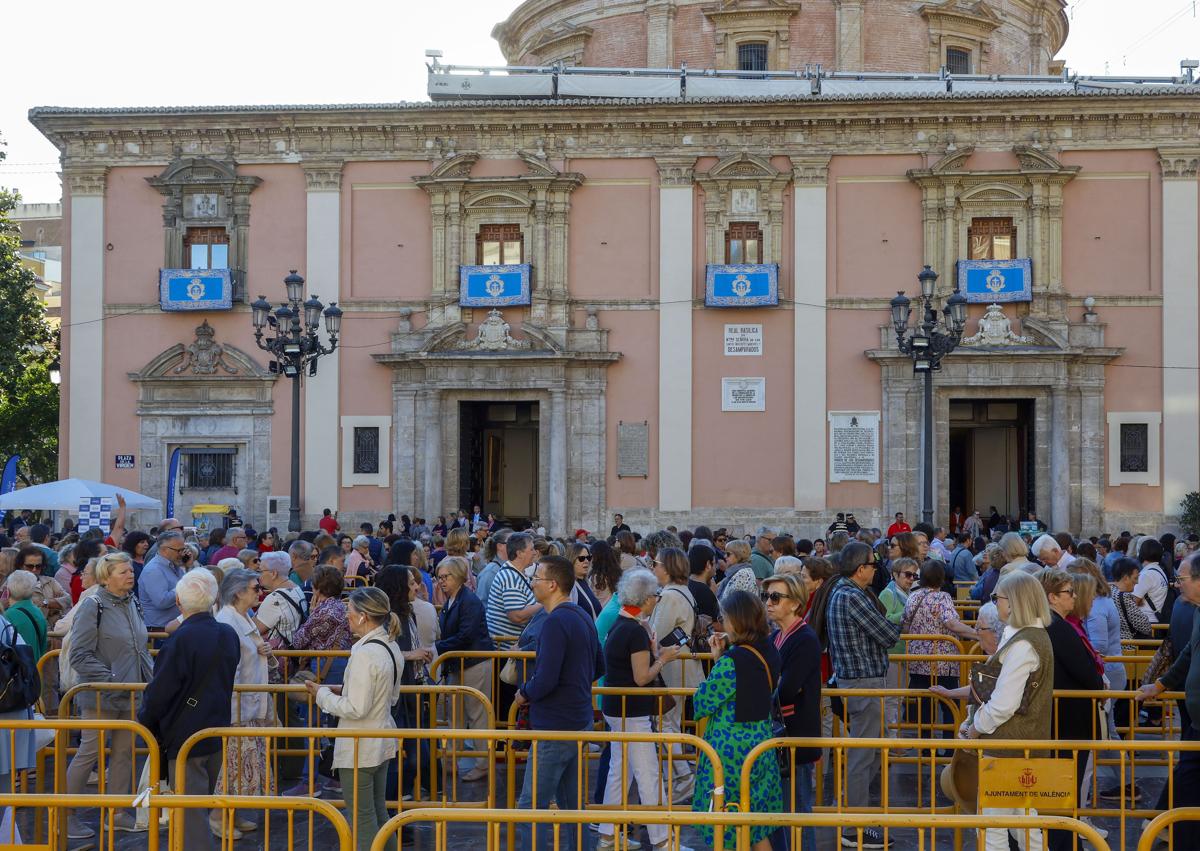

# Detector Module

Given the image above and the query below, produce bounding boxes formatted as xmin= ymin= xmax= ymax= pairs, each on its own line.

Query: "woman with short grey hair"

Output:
xmin=237 ymin=549 xmax=261 ymax=571
xmin=4 ymin=570 xmax=47 ymax=659
xmin=347 ymin=535 xmax=373 ymax=579
xmin=212 ymin=567 xmax=274 ymax=838
xmin=597 ymin=568 xmax=682 ymax=851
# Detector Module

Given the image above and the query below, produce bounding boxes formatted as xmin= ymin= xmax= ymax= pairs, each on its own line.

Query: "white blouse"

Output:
xmin=315 ymin=626 xmax=405 ymax=769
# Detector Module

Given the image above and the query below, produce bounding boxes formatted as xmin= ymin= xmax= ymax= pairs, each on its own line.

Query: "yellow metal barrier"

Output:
xmin=0 ymin=792 xmax=350 ymax=851
xmin=1138 ymin=808 xmax=1200 ymax=851
xmin=371 ymin=807 xmax=1112 ymax=851
xmin=740 ymin=734 xmax=1200 ymax=847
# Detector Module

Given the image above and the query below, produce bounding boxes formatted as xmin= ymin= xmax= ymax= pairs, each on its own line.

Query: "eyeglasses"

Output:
xmin=990 ymin=593 xmax=1008 ymax=603
xmin=251 ymin=558 xmax=261 ymax=564
xmin=436 ymin=573 xmax=452 ymax=580
xmin=1052 ymin=587 xmax=1075 ymax=597
xmin=901 ymin=571 xmax=919 ymax=580
xmin=760 ymin=592 xmax=793 ymax=604
xmin=576 ymin=555 xmax=592 ymax=562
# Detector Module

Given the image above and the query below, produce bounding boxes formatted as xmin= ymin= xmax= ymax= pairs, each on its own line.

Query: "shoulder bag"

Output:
xmin=967 ymin=628 xmax=1042 ymax=715
xmin=741 ymin=644 xmax=790 ymax=777
xmin=500 ymin=567 xmax=535 ymax=686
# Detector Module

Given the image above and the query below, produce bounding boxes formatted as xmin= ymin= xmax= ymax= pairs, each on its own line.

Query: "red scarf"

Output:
xmin=1067 ymin=614 xmax=1105 ymax=674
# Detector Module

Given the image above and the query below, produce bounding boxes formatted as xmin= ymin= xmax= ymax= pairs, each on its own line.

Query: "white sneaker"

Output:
xmin=1140 ymin=819 xmax=1167 ymax=846
xmin=1080 ymin=817 xmax=1108 ymax=840
xmin=597 ymin=836 xmax=643 ymax=851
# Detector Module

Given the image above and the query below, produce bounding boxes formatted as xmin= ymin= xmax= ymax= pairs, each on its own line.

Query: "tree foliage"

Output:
xmin=1180 ymin=491 xmax=1200 ymax=536
xmin=0 ymin=136 xmax=60 ymax=484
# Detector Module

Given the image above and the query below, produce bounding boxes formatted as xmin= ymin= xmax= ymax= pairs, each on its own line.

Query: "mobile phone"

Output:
xmin=660 ymin=627 xmax=689 ymax=647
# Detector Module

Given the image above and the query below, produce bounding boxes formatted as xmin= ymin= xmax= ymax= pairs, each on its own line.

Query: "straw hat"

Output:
xmin=939 ymin=750 xmax=979 ymax=813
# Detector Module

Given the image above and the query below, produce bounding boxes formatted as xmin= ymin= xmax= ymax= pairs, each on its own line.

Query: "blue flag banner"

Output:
xmin=957 ymin=258 xmax=1032 ymax=303
xmin=159 ymin=269 xmax=233 ymax=311
xmin=165 ymin=448 xmax=181 ymax=519
xmin=0 ymin=455 xmax=18 ymax=525
xmin=705 ymin=264 xmax=779 ymax=308
xmin=459 ymin=264 xmax=531 ymax=307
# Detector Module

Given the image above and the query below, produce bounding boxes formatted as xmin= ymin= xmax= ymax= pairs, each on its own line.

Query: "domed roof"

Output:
xmin=493 ymin=0 xmax=1068 ymax=77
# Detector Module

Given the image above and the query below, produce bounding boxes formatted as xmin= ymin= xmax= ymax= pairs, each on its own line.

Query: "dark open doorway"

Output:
xmin=948 ymin=399 xmax=1035 ymax=524
xmin=458 ymin=401 xmax=539 ymax=526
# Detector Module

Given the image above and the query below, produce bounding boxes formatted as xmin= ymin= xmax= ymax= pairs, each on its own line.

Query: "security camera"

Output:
xmin=425 ymin=49 xmax=444 ymax=59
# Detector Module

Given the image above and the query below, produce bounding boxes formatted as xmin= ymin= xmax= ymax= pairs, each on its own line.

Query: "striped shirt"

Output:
xmin=485 ymin=564 xmax=536 ymax=639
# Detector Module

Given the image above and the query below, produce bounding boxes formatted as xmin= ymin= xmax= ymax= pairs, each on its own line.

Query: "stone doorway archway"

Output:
xmin=868 ymin=318 xmax=1122 ymax=534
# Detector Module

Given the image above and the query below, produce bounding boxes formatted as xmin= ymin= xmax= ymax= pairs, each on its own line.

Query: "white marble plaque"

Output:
xmin=722 ymin=377 xmax=765 ymax=412
xmin=828 ymin=411 xmax=880 ymax=483
xmin=617 ymin=421 xmax=649 ymax=477
xmin=190 ymin=193 xmax=219 ymax=218
xmin=724 ymin=324 xmax=763 ymax=357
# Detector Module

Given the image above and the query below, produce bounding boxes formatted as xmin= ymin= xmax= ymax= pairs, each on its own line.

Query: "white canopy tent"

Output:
xmin=0 ymin=478 xmax=162 ymax=513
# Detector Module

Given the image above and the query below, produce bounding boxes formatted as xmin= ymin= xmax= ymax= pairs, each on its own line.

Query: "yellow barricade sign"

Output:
xmin=978 ymin=757 xmax=1077 ymax=809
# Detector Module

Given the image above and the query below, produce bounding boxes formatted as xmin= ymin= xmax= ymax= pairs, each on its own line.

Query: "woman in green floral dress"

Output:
xmin=691 ymin=590 xmax=783 ymax=850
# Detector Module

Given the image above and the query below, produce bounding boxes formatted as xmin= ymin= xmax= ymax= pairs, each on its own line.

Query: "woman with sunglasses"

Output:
xmin=880 ymin=557 xmax=919 ymax=741
xmin=569 ymin=542 xmax=602 ymax=619
xmin=1039 ymin=567 xmax=1105 ymax=851
xmin=761 ymin=574 xmax=820 ymax=851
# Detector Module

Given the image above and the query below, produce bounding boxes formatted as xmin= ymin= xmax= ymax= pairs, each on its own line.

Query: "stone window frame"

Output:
xmin=920 ymin=1 xmax=1000 ymax=75
xmin=704 ymin=2 xmax=799 ymax=72
xmin=146 ymin=156 xmax=261 ymax=302
xmin=695 ymin=154 xmax=790 ymax=277
xmin=341 ymin=415 xmax=391 ymax=488
xmin=1106 ymin=412 xmax=1161 ymax=487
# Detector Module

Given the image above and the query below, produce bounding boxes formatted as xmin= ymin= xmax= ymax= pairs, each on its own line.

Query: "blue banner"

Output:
xmin=705 ymin=264 xmax=779 ymax=307
xmin=459 ymin=264 xmax=531 ymax=307
xmin=159 ymin=269 xmax=233 ymax=311
xmin=957 ymin=258 xmax=1032 ymax=303
xmin=165 ymin=448 xmax=181 ymax=519
xmin=0 ymin=455 xmax=18 ymax=525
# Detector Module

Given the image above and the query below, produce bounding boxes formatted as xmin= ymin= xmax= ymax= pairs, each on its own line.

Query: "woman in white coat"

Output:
xmin=305 ymin=587 xmax=403 ymax=851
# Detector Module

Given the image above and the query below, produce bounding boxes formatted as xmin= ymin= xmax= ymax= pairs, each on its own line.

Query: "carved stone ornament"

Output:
xmin=960 ymin=304 xmax=1033 ymax=346
xmin=174 ymin=320 xmax=240 ymax=374
xmin=454 ymin=310 xmax=532 ymax=351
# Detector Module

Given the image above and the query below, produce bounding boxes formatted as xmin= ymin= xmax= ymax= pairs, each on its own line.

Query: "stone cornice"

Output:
xmin=33 ymin=98 xmax=1200 ymax=171
xmin=656 ymin=157 xmax=696 ymax=186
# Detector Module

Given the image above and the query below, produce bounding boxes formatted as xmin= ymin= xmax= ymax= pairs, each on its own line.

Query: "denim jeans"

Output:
xmin=769 ymin=761 xmax=816 ymax=851
xmin=518 ymin=738 xmax=593 ymax=851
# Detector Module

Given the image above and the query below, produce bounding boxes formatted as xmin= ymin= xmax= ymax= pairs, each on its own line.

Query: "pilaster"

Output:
xmin=834 ymin=0 xmax=865 ymax=71
xmin=792 ymin=157 xmax=830 ymax=510
xmin=549 ymin=387 xmax=568 ymax=536
xmin=656 ymin=157 xmax=695 ymax=513
xmin=303 ymin=160 xmax=343 ymax=520
xmin=64 ymin=164 xmax=108 ymax=481
xmin=1159 ymin=148 xmax=1200 ymax=515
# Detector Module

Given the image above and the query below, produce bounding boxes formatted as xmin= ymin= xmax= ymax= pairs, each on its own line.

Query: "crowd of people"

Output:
xmin=0 ymin=503 xmax=1198 ymax=850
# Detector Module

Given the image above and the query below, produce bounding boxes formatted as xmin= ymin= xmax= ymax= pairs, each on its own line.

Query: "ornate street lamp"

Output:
xmin=891 ymin=265 xmax=968 ymax=526
xmin=251 ymin=270 xmax=341 ymax=532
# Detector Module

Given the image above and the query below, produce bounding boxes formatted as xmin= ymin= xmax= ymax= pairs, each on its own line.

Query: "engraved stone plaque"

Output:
xmin=731 ymin=188 xmax=758 ymax=214
xmin=617 ymin=421 xmax=649 ymax=478
xmin=828 ymin=411 xmax=880 ymax=483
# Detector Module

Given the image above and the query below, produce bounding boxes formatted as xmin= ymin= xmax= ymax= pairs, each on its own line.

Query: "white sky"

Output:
xmin=3 ymin=0 xmax=1198 ymax=204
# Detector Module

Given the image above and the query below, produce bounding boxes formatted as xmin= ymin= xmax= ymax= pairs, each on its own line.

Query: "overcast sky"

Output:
xmin=3 ymin=0 xmax=1197 ymax=204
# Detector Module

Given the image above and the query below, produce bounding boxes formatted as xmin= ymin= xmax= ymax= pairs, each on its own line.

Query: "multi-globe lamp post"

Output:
xmin=250 ymin=271 xmax=342 ymax=533
xmin=890 ymin=266 xmax=968 ymax=527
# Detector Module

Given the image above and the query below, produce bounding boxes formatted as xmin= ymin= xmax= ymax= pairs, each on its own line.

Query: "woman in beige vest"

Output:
xmin=932 ymin=570 xmax=1054 ymax=851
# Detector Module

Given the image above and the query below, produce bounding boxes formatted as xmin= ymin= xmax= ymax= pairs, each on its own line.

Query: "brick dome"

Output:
xmin=492 ymin=0 xmax=1069 ymax=76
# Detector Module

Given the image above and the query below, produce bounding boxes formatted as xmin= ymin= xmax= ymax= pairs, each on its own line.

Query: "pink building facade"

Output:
xmin=31 ymin=5 xmax=1200 ymax=537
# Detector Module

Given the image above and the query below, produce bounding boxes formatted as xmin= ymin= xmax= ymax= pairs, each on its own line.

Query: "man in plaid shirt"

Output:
xmin=826 ymin=541 xmax=900 ymax=849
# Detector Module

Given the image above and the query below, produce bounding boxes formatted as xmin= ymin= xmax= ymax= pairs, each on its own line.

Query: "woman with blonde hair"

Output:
xmin=305 ymin=587 xmax=404 ymax=851
xmin=932 ymin=570 xmax=1054 ymax=851
xmin=649 ymin=547 xmax=704 ymax=802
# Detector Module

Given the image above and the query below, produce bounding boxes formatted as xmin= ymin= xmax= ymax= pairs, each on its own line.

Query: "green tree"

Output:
xmin=0 ymin=136 xmax=59 ymax=484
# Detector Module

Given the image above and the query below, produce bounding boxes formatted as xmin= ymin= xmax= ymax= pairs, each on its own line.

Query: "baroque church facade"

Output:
xmin=34 ymin=0 xmax=1200 ymax=535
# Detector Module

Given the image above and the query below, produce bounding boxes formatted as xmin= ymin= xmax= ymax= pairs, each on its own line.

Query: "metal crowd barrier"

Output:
xmin=0 ymin=792 xmax=349 ymax=851
xmin=370 ymin=807 xmax=1113 ymax=851
xmin=740 ymin=734 xmax=1199 ymax=849
xmin=1138 ymin=808 xmax=1200 ymax=851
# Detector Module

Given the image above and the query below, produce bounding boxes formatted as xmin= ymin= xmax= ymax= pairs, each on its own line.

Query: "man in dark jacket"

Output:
xmin=514 ymin=555 xmax=603 ymax=851
xmin=137 ymin=569 xmax=239 ymax=850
